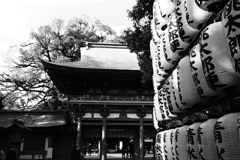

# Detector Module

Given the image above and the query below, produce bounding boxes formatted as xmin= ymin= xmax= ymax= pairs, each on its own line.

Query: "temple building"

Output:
xmin=0 ymin=42 xmax=156 ymax=160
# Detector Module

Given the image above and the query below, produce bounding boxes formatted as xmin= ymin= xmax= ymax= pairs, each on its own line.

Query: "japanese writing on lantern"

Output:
xmin=214 ymin=121 xmax=225 ymax=144
xmin=197 ymin=127 xmax=203 ymax=145
xmin=222 ymin=0 xmax=240 ymax=75
xmin=187 ymin=128 xmax=195 ymax=145
xmin=200 ymin=27 xmax=227 ymax=91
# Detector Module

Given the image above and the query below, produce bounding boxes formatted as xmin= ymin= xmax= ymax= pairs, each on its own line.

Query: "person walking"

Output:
xmin=5 ymin=146 xmax=16 ymax=160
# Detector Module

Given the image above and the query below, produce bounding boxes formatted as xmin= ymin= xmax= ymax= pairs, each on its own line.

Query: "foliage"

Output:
xmin=0 ymin=15 xmax=119 ymax=110
xmin=121 ymin=0 xmax=154 ymax=82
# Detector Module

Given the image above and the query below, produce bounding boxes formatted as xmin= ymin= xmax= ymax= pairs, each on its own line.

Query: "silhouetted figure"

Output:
xmin=129 ymin=144 xmax=134 ymax=159
xmin=5 ymin=146 xmax=16 ymax=160
xmin=83 ymin=145 xmax=86 ymax=157
xmin=88 ymin=144 xmax=91 ymax=156
xmin=122 ymin=146 xmax=126 ymax=158
xmin=126 ymin=145 xmax=129 ymax=158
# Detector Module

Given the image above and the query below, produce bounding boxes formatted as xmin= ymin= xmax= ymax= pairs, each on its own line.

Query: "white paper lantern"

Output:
xmin=168 ymin=12 xmax=190 ymax=60
xmin=161 ymin=85 xmax=177 ymax=118
xmin=222 ymin=0 xmax=240 ymax=77
xmin=178 ymin=56 xmax=202 ymax=109
xmin=165 ymin=77 xmax=182 ymax=113
xmin=175 ymin=125 xmax=189 ymax=160
xmin=195 ymin=0 xmax=222 ymax=12
xmin=159 ymin=0 xmax=177 ymax=20
xmin=197 ymin=119 xmax=218 ymax=160
xmin=171 ymin=69 xmax=186 ymax=111
xmin=156 ymin=32 xmax=175 ymax=72
xmin=153 ymin=0 xmax=168 ymax=38
xmin=175 ymin=0 xmax=199 ymax=43
xmin=214 ymin=112 xmax=240 ymax=159
xmin=151 ymin=20 xmax=161 ymax=45
xmin=189 ymin=44 xmax=218 ymax=100
xmin=170 ymin=128 xmax=178 ymax=160
xmin=187 ymin=122 xmax=202 ymax=160
xmin=154 ymin=91 xmax=172 ymax=121
xmin=165 ymin=129 xmax=174 ymax=160
xmin=153 ymin=106 xmax=160 ymax=131
xmin=154 ymin=93 xmax=165 ymax=121
xmin=200 ymin=22 xmax=240 ymax=95
xmin=184 ymin=0 xmax=212 ymax=29
xmin=150 ymin=40 xmax=167 ymax=93
xmin=155 ymin=132 xmax=163 ymax=160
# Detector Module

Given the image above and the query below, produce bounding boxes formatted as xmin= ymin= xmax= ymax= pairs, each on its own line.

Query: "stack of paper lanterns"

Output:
xmin=151 ymin=0 xmax=240 ymax=124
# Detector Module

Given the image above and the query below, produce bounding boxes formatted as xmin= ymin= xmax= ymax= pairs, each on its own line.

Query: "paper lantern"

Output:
xmin=165 ymin=129 xmax=174 ymax=160
xmin=156 ymin=32 xmax=175 ymax=72
xmin=153 ymin=106 xmax=160 ymax=131
xmin=153 ymin=0 xmax=168 ymax=38
xmin=164 ymin=26 xmax=183 ymax=65
xmin=175 ymin=0 xmax=199 ymax=43
xmin=159 ymin=0 xmax=177 ymax=20
xmin=155 ymin=132 xmax=163 ymax=160
xmin=187 ymin=122 xmax=202 ymax=160
xmin=200 ymin=22 xmax=240 ymax=95
xmin=171 ymin=69 xmax=186 ymax=111
xmin=151 ymin=20 xmax=161 ymax=45
xmin=222 ymin=0 xmax=240 ymax=77
xmin=197 ymin=119 xmax=218 ymax=160
xmin=175 ymin=125 xmax=189 ymax=160
xmin=214 ymin=112 xmax=240 ymax=159
xmin=178 ymin=56 xmax=202 ymax=109
xmin=184 ymin=0 xmax=212 ymax=29
xmin=165 ymin=77 xmax=182 ymax=113
xmin=189 ymin=44 xmax=217 ymax=100
xmin=170 ymin=128 xmax=178 ymax=160
xmin=150 ymin=40 xmax=167 ymax=93
xmin=168 ymin=12 xmax=190 ymax=59
xmin=154 ymin=92 xmax=170 ymax=121
xmin=161 ymin=85 xmax=177 ymax=118
xmin=195 ymin=0 xmax=222 ymax=12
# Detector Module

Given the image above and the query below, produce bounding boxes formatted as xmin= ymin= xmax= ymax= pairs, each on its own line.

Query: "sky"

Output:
xmin=0 ymin=0 xmax=136 ymax=72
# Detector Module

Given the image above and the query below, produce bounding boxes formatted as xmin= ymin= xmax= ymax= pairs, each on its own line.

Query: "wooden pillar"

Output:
xmin=101 ymin=116 xmax=107 ymax=160
xmin=137 ymin=106 xmax=146 ymax=160
xmin=100 ymin=105 xmax=109 ymax=160
xmin=73 ymin=104 xmax=85 ymax=158
xmin=76 ymin=116 xmax=82 ymax=150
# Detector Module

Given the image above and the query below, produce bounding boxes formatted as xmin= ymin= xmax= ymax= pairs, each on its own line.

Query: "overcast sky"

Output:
xmin=0 ymin=0 xmax=136 ymax=71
